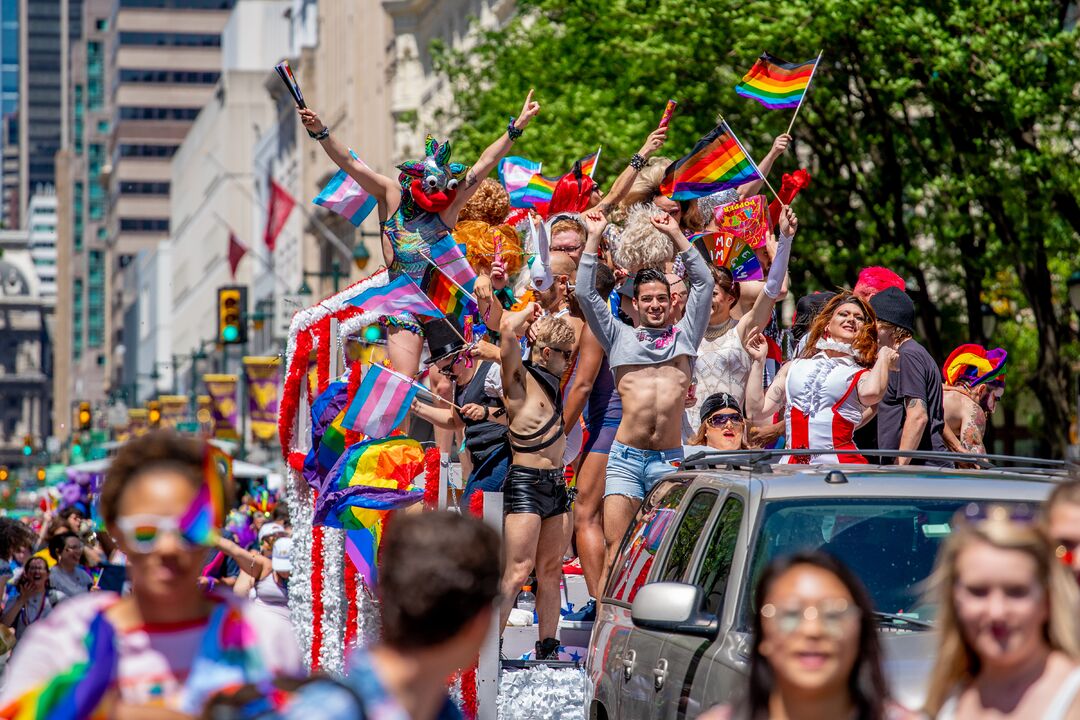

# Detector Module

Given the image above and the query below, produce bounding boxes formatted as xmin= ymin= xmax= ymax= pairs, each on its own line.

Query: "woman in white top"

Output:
xmin=924 ymin=503 xmax=1080 ymax=720
xmin=745 ymin=292 xmax=897 ymax=464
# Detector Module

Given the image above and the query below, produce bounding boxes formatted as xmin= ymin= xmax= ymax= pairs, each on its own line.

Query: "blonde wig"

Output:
xmin=614 ymin=202 xmax=675 ymax=272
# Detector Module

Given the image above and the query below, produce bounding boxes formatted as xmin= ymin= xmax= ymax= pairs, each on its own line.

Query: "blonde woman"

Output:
xmin=924 ymin=503 xmax=1080 ymax=719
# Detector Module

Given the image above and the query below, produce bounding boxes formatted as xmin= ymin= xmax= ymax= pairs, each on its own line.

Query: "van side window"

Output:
xmin=658 ymin=491 xmax=718 ymax=584
xmin=606 ymin=482 xmax=688 ymax=604
xmin=694 ymin=496 xmax=744 ymax=617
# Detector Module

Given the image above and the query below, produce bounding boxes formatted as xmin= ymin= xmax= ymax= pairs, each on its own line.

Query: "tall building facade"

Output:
xmin=26 ymin=189 xmax=57 ymax=297
xmin=1 ymin=0 xmax=18 ymax=228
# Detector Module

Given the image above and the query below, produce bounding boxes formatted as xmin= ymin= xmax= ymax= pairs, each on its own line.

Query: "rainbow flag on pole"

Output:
xmin=345 ymin=275 xmax=445 ymax=320
xmin=312 ymin=150 xmax=377 ymax=226
xmin=660 ymin=122 xmax=762 ymax=201
xmin=735 ymin=52 xmax=819 ymax=110
xmin=342 ymin=364 xmax=424 ymax=439
xmin=499 ymin=156 xmax=543 ymax=207
xmin=422 ymin=267 xmax=477 ymax=333
xmin=578 ymin=147 xmax=601 ymax=179
xmin=424 ymin=236 xmax=477 ymax=295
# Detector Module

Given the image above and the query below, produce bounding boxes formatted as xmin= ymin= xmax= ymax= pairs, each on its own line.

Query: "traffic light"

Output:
xmin=35 ymin=467 xmax=45 ymax=483
xmin=147 ymin=400 xmax=162 ymax=428
xmin=21 ymin=435 xmax=32 ymax=457
xmin=77 ymin=401 xmax=92 ymax=431
xmin=0 ymin=466 xmax=8 ymax=483
xmin=217 ymin=286 xmax=248 ymax=345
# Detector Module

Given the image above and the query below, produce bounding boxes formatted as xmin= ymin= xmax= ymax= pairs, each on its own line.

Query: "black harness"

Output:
xmin=508 ymin=361 xmax=565 ymax=454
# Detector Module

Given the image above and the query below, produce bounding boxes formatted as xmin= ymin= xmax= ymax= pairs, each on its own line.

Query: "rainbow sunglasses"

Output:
xmin=115 ymin=514 xmax=209 ymax=554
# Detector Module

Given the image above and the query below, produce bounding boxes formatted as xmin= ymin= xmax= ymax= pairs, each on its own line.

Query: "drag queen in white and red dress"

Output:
xmin=744 ymin=292 xmax=898 ymax=464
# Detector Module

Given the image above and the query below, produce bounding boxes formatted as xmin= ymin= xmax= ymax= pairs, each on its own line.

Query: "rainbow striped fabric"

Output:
xmin=499 ymin=150 xmax=600 ymax=209
xmin=660 ymin=122 xmax=761 ymax=200
xmin=315 ymin=437 xmax=425 ymax=526
xmin=345 ymin=274 xmax=445 ymax=320
xmin=341 ymin=365 xmax=424 ymax=439
xmin=422 ymin=267 xmax=477 ymax=334
xmin=2 ymin=613 xmax=117 ymax=719
xmin=578 ymin=148 xmax=600 ymax=178
xmin=735 ymin=52 xmax=819 ymax=110
xmin=424 ymin=236 xmax=477 ymax=295
xmin=312 ymin=150 xmax=377 ymax=226
xmin=178 ymin=445 xmax=231 ymax=546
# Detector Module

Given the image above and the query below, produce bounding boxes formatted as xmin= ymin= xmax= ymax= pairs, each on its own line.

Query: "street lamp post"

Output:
xmin=299 ymin=260 xmax=344 ymax=297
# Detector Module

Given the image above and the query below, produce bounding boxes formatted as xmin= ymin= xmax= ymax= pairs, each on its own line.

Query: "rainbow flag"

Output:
xmin=342 ymin=365 xmax=424 ymax=439
xmin=312 ymin=149 xmax=377 ymax=226
xmin=315 ymin=437 xmax=425 ymax=525
xmin=578 ymin=147 xmax=601 ymax=179
xmin=661 ymin=122 xmax=762 ymax=201
xmin=179 ymin=445 xmax=231 ymax=546
xmin=1 ymin=612 xmax=118 ymax=719
xmin=422 ymin=267 xmax=477 ymax=334
xmin=499 ymin=156 xmax=543 ymax=207
xmin=735 ymin=52 xmax=819 ymax=110
xmin=346 ymin=527 xmax=380 ymax=588
xmin=345 ymin=274 xmax=445 ymax=320
xmin=424 ymin=236 xmax=477 ymax=295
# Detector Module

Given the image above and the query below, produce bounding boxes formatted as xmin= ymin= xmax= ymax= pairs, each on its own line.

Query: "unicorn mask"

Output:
xmin=397 ymin=135 xmax=468 ymax=213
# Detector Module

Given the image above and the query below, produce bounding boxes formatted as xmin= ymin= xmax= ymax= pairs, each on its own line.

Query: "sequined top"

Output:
xmin=381 ymin=206 xmax=452 ymax=281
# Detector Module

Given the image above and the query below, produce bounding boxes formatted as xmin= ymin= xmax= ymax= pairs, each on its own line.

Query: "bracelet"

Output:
xmin=507 ymin=117 xmax=524 ymax=141
xmin=629 ymin=154 xmax=646 ymax=171
xmin=308 ymin=127 xmax=329 ymax=141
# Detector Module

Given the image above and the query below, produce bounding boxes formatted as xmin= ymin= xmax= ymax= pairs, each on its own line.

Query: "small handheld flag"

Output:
xmin=313 ymin=149 xmax=377 ymax=226
xmin=422 ymin=267 xmax=477 ymax=335
xmin=178 ymin=445 xmax=231 ymax=546
xmin=735 ymin=52 xmax=819 ymax=110
xmin=342 ymin=365 xmax=425 ymax=439
xmin=424 ymin=236 xmax=478 ymax=295
xmin=274 ymin=60 xmax=305 ymax=108
xmin=345 ymin=275 xmax=446 ymax=320
xmin=660 ymin=122 xmax=762 ymax=201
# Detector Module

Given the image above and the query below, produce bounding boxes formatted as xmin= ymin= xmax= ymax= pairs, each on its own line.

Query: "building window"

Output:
xmin=117 ymin=31 xmax=222 ymax=47
xmin=87 ymin=41 xmax=104 ymax=111
xmin=95 ymin=18 xmax=108 ymax=31
xmin=118 ymin=106 xmax=201 ymax=121
xmin=117 ymin=144 xmax=178 ymax=158
xmin=73 ymin=278 xmax=84 ymax=360
xmin=88 ymin=251 xmax=105 ymax=349
xmin=119 ymin=218 xmax=169 ymax=232
xmin=119 ymin=181 xmax=170 ymax=195
xmin=118 ymin=69 xmax=221 ymax=85
xmin=97 ymin=120 xmax=109 ymax=134
xmin=89 ymin=183 xmax=105 ymax=221
xmin=74 ymin=181 xmax=84 ymax=252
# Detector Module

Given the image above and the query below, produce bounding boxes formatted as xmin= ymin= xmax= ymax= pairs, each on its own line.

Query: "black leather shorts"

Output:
xmin=503 ymin=465 xmax=571 ymax=520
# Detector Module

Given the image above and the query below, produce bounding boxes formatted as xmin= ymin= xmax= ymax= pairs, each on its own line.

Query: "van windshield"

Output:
xmin=741 ymin=497 xmax=969 ymax=630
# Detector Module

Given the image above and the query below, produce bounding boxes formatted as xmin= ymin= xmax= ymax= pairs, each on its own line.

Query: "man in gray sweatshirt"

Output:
xmin=577 ymin=210 xmax=714 ymax=589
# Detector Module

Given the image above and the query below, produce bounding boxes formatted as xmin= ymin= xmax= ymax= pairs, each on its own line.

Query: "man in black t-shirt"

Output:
xmin=870 ymin=287 xmax=952 ymax=467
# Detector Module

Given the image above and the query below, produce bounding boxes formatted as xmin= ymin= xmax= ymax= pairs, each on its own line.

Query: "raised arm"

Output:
xmin=738 ymin=134 xmax=790 ymax=199
xmin=857 ymin=346 xmax=899 ymax=407
xmin=745 ymin=332 xmax=787 ymax=424
xmin=653 ymin=213 xmax=713 ymax=345
xmin=576 ymin=211 xmax=620 ymax=355
xmin=588 ymin=126 xmax=668 ymax=213
xmin=738 ymin=206 xmax=796 ymax=345
xmin=298 ymin=106 xmax=399 ymax=211
xmin=216 ymin=535 xmax=272 ymax=581
xmin=499 ymin=303 xmax=541 ymax=408
xmin=450 ymin=91 xmax=541 ymax=218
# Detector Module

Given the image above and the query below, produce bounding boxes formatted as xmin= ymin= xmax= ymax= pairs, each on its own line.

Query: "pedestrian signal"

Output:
xmin=217 ymin=286 xmax=248 ymax=345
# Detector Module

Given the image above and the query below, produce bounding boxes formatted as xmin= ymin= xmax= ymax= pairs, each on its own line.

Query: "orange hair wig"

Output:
xmin=455 ymin=220 xmax=524 ymax=277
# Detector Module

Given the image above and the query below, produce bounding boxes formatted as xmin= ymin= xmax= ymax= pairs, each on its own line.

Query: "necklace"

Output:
xmin=704 ymin=317 xmax=738 ymax=341
xmin=19 ymin=592 xmax=46 ymax=626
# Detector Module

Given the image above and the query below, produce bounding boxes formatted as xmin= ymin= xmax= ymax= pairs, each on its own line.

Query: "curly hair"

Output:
xmin=531 ymin=314 xmax=576 ymax=350
xmin=457 ymin=178 xmax=509 ymax=224
xmin=456 ymin=220 xmax=524 ymax=277
xmin=615 ymin=203 xmax=675 ymax=271
xmin=621 ymin=157 xmax=673 ymax=207
xmin=101 ymin=431 xmax=233 ymax=526
xmin=801 ymin=291 xmax=879 ymax=367
xmin=0 ymin=517 xmax=34 ymax=561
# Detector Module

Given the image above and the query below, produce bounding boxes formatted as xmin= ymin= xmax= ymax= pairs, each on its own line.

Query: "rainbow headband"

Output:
xmin=943 ymin=344 xmax=1007 ymax=386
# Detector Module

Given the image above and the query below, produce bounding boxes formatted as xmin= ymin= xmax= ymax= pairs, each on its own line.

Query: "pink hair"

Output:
xmin=853 ymin=266 xmax=906 ymax=300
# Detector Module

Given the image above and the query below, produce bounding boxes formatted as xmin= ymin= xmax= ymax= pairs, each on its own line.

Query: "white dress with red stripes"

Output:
xmin=782 ymin=352 xmax=869 ymax=464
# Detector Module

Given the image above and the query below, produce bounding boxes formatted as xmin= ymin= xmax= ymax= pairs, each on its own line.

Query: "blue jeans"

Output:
xmin=604 ymin=440 xmax=682 ymax=499
xmin=460 ymin=443 xmax=511 ymax=510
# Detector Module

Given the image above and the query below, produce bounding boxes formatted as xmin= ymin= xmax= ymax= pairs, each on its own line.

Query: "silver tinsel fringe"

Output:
xmin=285 ymin=471 xmax=314 ymax=670
xmin=319 ymin=527 xmax=346 ymax=676
xmin=354 ymin=575 xmax=381 ymax=652
xmin=497 ymin=666 xmax=586 ymax=720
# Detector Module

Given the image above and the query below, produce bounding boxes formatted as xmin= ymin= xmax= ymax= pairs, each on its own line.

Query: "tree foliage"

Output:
xmin=436 ymin=0 xmax=1080 ymax=455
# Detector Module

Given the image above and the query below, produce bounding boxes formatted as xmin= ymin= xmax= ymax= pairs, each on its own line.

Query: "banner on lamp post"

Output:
xmin=158 ymin=395 xmax=189 ymax=430
xmin=243 ymin=356 xmax=282 ymax=444
xmin=203 ymin=374 xmax=239 ymax=440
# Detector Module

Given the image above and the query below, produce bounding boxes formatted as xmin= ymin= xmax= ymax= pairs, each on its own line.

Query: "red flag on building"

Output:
xmin=228 ymin=231 xmax=248 ymax=278
xmin=264 ymin=178 xmax=296 ymax=251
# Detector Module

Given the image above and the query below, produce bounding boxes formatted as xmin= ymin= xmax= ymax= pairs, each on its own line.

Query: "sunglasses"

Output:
xmin=707 ymin=412 xmax=743 ymax=427
xmin=115 ymin=514 xmax=207 ymax=554
xmin=761 ymin=599 xmax=860 ymax=637
xmin=960 ymin=502 xmax=1037 ymax=524
xmin=544 ymin=347 xmax=573 ymax=360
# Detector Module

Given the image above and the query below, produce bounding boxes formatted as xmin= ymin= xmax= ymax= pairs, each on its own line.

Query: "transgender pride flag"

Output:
xmin=312 ymin=150 xmax=377 ymax=226
xmin=342 ymin=364 xmax=423 ymax=438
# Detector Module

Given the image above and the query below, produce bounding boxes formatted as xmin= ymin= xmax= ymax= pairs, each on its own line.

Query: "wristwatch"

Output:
xmin=308 ymin=127 xmax=329 ymax=141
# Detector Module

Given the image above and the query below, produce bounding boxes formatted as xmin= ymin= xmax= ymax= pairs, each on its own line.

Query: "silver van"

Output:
xmin=584 ymin=452 xmax=1067 ymax=720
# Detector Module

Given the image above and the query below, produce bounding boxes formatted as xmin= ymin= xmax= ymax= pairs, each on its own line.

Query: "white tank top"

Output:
xmin=937 ymin=667 xmax=1080 ymax=720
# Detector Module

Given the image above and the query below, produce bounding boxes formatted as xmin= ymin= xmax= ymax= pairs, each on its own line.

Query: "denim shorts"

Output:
xmin=604 ymin=441 xmax=683 ymax=499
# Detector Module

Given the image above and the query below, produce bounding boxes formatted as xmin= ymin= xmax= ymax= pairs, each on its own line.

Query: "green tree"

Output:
xmin=437 ymin=0 xmax=1080 ymax=456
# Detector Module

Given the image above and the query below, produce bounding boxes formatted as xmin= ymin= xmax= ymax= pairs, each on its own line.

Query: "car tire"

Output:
xmin=589 ymin=700 xmax=608 ymax=720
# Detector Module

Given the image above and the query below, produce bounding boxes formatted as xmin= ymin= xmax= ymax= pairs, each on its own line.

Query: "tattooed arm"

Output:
xmin=959 ymin=400 xmax=987 ymax=454
xmin=896 ymin=397 xmax=928 ymax=465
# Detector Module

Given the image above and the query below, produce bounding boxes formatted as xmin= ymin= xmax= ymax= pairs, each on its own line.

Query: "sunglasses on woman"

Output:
xmin=761 ymin=599 xmax=860 ymax=637
xmin=707 ymin=412 xmax=743 ymax=427
xmin=115 ymin=514 xmax=208 ymax=554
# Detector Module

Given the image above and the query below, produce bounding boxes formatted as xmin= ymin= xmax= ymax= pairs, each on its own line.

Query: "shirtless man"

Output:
xmin=577 ymin=210 xmax=713 ymax=589
xmin=497 ymin=305 xmax=575 ymax=660
xmin=941 ymin=344 xmax=1007 ymax=455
